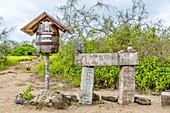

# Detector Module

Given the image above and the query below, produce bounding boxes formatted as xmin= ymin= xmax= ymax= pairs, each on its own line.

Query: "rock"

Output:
xmin=92 ymin=92 xmax=100 ymax=101
xmin=92 ymin=100 xmax=105 ymax=105
xmin=134 ymin=96 xmax=151 ymax=105
xmin=94 ymin=80 xmax=105 ymax=88
xmin=15 ymin=94 xmax=25 ymax=105
xmin=66 ymin=95 xmax=79 ymax=102
xmin=150 ymin=92 xmax=160 ymax=96
xmin=161 ymin=91 xmax=170 ymax=106
xmin=101 ymin=96 xmax=118 ymax=102
xmin=52 ymin=95 xmax=70 ymax=109
xmin=27 ymin=91 xmax=71 ymax=109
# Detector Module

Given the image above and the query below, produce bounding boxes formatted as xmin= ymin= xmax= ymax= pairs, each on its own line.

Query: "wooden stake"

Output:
xmin=45 ymin=53 xmax=50 ymax=90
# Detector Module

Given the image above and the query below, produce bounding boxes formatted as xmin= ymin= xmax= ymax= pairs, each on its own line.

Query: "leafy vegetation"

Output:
xmin=10 ymin=44 xmax=36 ymax=56
xmin=20 ymin=85 xmax=35 ymax=100
xmin=0 ymin=17 xmax=15 ymax=66
xmin=136 ymin=57 xmax=170 ymax=93
xmin=0 ymin=56 xmax=36 ymax=70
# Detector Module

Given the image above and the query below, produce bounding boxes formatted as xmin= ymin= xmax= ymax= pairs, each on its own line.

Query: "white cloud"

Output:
xmin=0 ymin=0 xmax=170 ymax=42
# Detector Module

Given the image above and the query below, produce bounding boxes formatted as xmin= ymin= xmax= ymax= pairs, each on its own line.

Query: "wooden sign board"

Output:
xmin=74 ymin=53 xmax=118 ymax=66
xmin=74 ymin=53 xmax=139 ymax=66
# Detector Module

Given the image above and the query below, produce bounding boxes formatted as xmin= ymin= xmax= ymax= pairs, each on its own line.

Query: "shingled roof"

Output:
xmin=21 ymin=12 xmax=70 ymax=36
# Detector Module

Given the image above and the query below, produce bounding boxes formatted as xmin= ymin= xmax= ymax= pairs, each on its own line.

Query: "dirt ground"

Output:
xmin=0 ymin=59 xmax=170 ymax=113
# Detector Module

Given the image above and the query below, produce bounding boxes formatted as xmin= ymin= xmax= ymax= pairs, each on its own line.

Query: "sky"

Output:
xmin=0 ymin=0 xmax=170 ymax=42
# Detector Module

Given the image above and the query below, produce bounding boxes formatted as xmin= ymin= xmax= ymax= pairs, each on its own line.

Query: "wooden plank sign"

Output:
xmin=74 ymin=53 xmax=118 ymax=66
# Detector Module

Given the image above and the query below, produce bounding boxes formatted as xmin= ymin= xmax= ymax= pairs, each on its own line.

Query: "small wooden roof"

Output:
xmin=21 ymin=12 xmax=70 ymax=36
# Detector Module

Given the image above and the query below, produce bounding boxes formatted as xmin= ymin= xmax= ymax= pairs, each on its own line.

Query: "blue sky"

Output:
xmin=0 ymin=0 xmax=170 ymax=42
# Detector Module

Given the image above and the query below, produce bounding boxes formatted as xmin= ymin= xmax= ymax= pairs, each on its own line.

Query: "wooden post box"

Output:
xmin=21 ymin=12 xmax=70 ymax=54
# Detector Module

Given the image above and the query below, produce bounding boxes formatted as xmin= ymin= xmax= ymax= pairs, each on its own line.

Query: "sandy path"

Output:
xmin=0 ymin=59 xmax=170 ymax=113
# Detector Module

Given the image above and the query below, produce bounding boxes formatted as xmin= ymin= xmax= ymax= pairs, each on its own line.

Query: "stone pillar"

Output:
xmin=118 ymin=66 xmax=136 ymax=105
xmin=161 ymin=92 xmax=170 ymax=106
xmin=79 ymin=66 xmax=94 ymax=104
xmin=75 ymin=42 xmax=95 ymax=104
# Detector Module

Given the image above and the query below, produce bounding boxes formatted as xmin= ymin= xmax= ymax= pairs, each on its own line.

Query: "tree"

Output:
xmin=55 ymin=0 xmax=170 ymax=59
xmin=0 ymin=17 xmax=14 ymax=64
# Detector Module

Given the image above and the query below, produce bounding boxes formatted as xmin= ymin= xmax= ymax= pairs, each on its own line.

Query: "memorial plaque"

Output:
xmin=79 ymin=66 xmax=94 ymax=104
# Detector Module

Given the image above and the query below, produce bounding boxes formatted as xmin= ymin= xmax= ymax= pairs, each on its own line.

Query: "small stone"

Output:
xmin=92 ymin=92 xmax=100 ymax=101
xmin=134 ymin=96 xmax=151 ymax=105
xmin=66 ymin=95 xmax=79 ymax=102
xmin=15 ymin=94 xmax=25 ymax=105
xmin=101 ymin=96 xmax=118 ymax=102
xmin=150 ymin=92 xmax=160 ymax=96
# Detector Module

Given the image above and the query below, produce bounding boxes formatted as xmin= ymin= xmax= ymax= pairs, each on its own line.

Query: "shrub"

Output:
xmin=136 ymin=57 xmax=170 ymax=93
xmin=10 ymin=44 xmax=36 ymax=56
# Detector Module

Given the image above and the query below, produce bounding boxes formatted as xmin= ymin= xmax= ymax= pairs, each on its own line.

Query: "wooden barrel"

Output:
xmin=36 ymin=32 xmax=59 ymax=53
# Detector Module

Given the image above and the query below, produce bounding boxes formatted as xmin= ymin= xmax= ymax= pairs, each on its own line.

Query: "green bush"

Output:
xmin=10 ymin=44 xmax=36 ymax=56
xmin=136 ymin=57 xmax=170 ymax=93
xmin=20 ymin=85 xmax=35 ymax=100
xmin=0 ymin=65 xmax=6 ymax=70
xmin=6 ymin=56 xmax=36 ymax=66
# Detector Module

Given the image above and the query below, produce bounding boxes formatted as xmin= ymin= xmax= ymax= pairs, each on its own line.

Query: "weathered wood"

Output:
xmin=74 ymin=53 xmax=118 ymax=66
xmin=79 ymin=66 xmax=94 ymax=104
xmin=45 ymin=54 xmax=50 ymax=90
xmin=21 ymin=12 xmax=69 ymax=36
xmin=35 ymin=22 xmax=60 ymax=53
xmin=118 ymin=52 xmax=139 ymax=66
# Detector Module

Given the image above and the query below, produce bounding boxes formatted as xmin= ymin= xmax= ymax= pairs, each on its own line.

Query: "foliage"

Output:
xmin=10 ymin=44 xmax=36 ymax=56
xmin=136 ymin=57 xmax=170 ymax=93
xmin=20 ymin=85 xmax=35 ymax=100
xmin=0 ymin=17 xmax=14 ymax=65
xmin=6 ymin=56 xmax=36 ymax=65
xmin=0 ymin=65 xmax=6 ymax=70
xmin=0 ymin=56 xmax=36 ymax=70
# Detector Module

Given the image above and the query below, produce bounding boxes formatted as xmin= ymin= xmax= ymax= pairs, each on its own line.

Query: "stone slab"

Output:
xmin=74 ymin=53 xmax=139 ymax=66
xmin=74 ymin=53 xmax=118 ymax=66
xmin=79 ymin=66 xmax=94 ymax=104
xmin=118 ymin=52 xmax=139 ymax=66
xmin=161 ymin=92 xmax=170 ymax=106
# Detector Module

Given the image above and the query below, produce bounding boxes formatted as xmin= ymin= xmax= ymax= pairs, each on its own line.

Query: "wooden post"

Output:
xmin=45 ymin=53 xmax=50 ymax=90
